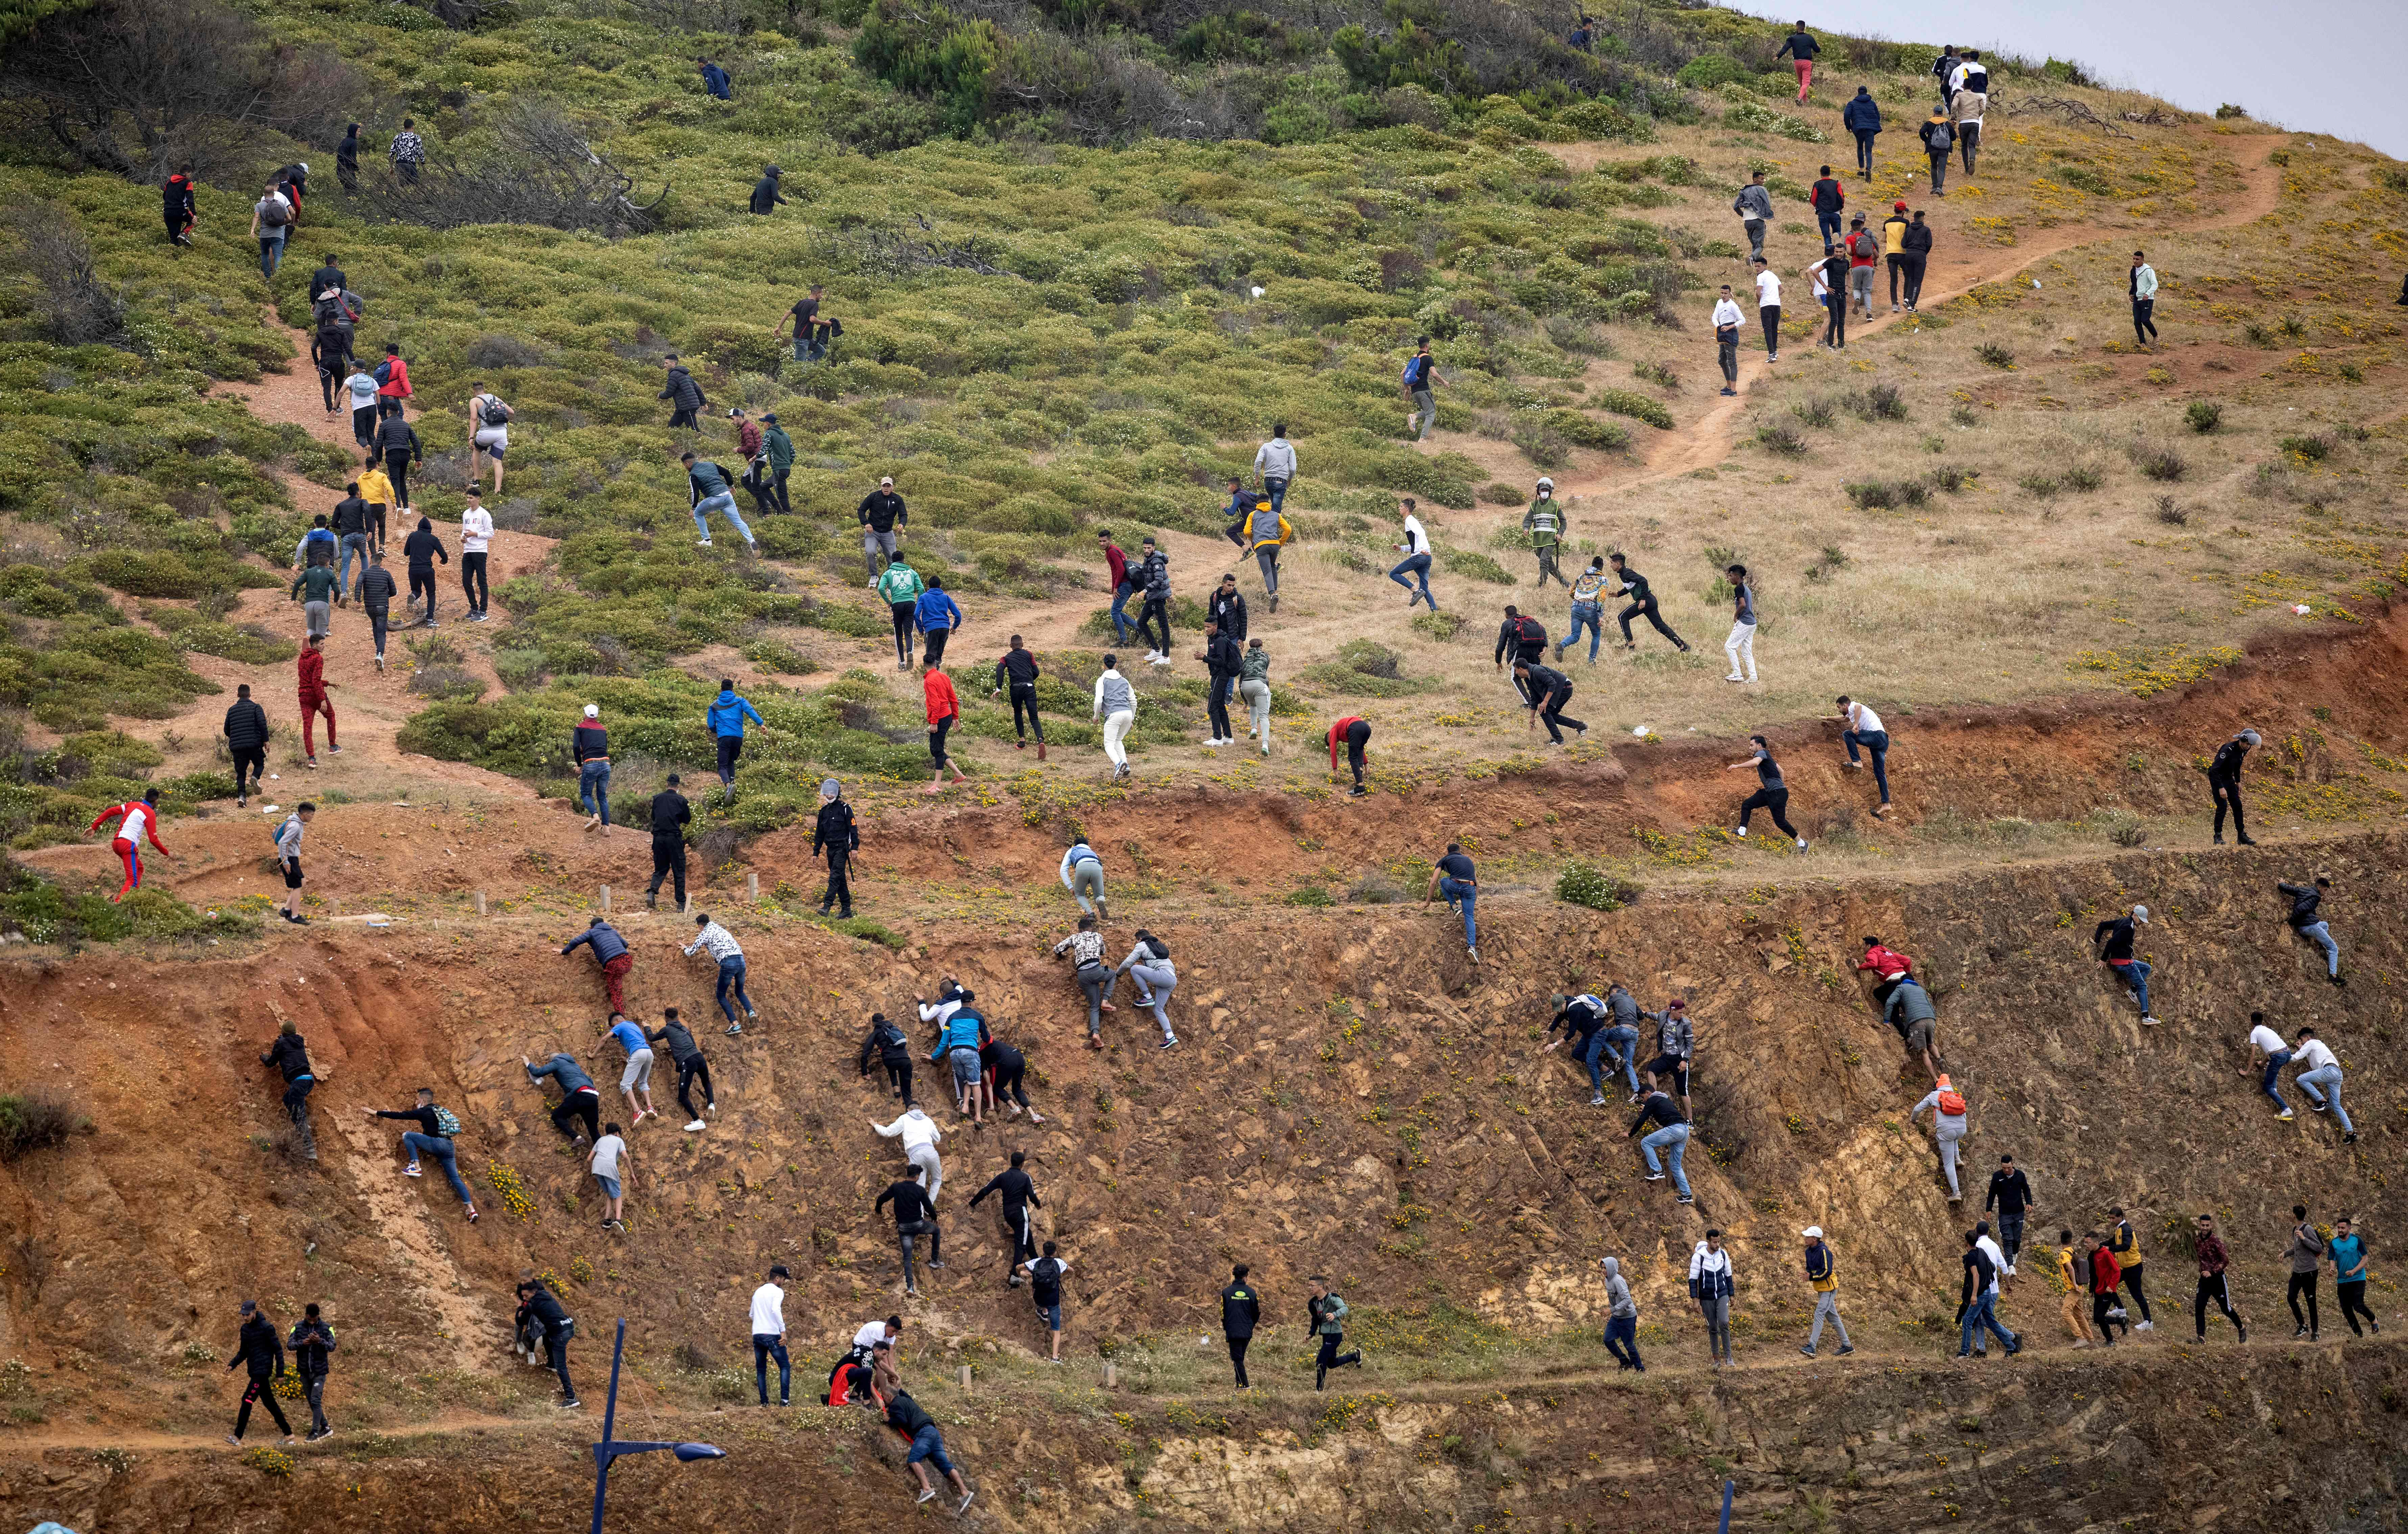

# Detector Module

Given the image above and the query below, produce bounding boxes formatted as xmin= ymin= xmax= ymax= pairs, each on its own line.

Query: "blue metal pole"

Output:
xmin=589 ymin=1319 xmax=628 ymax=1534
xmin=1717 ymin=1478 xmax=1734 ymax=1534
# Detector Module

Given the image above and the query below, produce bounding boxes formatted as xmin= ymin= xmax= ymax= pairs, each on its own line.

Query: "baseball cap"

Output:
xmin=879 ymin=475 xmax=894 ymax=486
xmin=1893 ymin=200 xmax=1907 ymax=211
xmin=583 ymin=703 xmax=600 ymax=718
xmin=2133 ymin=905 xmax=2150 ymax=923
xmin=1802 ymin=1226 xmax=1823 ymax=1238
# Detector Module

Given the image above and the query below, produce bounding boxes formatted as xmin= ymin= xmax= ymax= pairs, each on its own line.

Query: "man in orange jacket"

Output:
xmin=298 ymin=635 xmax=338 ymax=767
xmin=922 ymin=666 xmax=968 ymax=796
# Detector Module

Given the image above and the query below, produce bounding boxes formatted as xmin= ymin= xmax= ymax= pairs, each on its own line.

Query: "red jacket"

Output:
xmin=1856 ymin=944 xmax=1914 ymax=980
xmin=1328 ymin=716 xmax=1365 ymax=769
xmin=734 ymin=419 xmax=763 ymax=457
xmin=297 ymin=646 xmax=327 ymax=700
xmin=2090 ymin=1247 xmax=2120 ymax=1294
xmin=376 ymin=355 xmax=412 ymax=401
xmin=2196 ymin=1234 xmax=2229 ymax=1277
xmin=1102 ymin=542 xmax=1128 ymax=590
xmin=923 ymin=669 xmax=959 ymax=726
xmin=91 ymin=801 xmax=168 ymax=853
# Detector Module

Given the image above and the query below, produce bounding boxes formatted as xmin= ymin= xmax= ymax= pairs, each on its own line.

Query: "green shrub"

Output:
xmin=1721 ymin=100 xmax=1827 ymax=143
xmin=1283 ymin=885 xmax=1335 ymax=907
xmin=1545 ymin=409 xmax=1631 ymax=452
xmin=0 ymin=1091 xmax=82 ymax=1160
xmin=1440 ymin=549 xmax=1514 ymax=585
xmin=1557 ymin=862 xmax=1638 ymax=912
xmin=1587 ymin=388 xmax=1674 ymax=430
xmin=1410 ymin=610 xmax=1467 ymax=642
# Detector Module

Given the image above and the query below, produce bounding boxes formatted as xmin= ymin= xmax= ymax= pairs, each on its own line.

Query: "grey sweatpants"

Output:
xmin=1809 ymin=1292 xmax=1851 ymax=1349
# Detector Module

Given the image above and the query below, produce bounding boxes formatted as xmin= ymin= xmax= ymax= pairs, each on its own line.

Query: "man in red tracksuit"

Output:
xmin=1855 ymin=937 xmax=1915 ymax=1006
xmin=298 ymin=636 xmax=338 ymax=766
xmin=922 ymin=666 xmax=967 ymax=795
xmin=90 ymin=788 xmax=171 ymax=900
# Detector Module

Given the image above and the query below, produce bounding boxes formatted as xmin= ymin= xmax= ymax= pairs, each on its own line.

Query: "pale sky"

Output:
xmin=1732 ymin=0 xmax=2408 ymax=160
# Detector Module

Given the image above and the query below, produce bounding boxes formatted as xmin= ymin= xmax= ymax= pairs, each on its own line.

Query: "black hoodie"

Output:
xmin=260 ymin=1032 xmax=312 ymax=1082
xmin=229 ymin=1313 xmax=286 ymax=1378
xmin=403 ymin=518 xmax=447 ymax=571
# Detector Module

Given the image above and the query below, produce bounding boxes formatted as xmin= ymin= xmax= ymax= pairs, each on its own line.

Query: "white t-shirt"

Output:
xmin=2248 ymin=1023 xmax=2288 ymax=1058
xmin=1808 ymin=265 xmax=1830 ymax=301
xmin=1399 ymin=515 xmax=1429 ymax=557
xmin=852 ymin=1321 xmax=892 ymax=1350
xmin=345 ymin=373 xmax=379 ymax=408
xmin=460 ymin=506 xmax=493 ymax=554
xmin=2292 ymin=1038 xmax=2338 ymax=1074
xmin=749 ymin=1282 xmax=786 ymax=1337
xmin=589 ymin=1133 xmax=626 ymax=1180
xmin=1975 ymin=1234 xmax=2006 ymax=1291
xmin=1711 ymin=297 xmax=1744 ymax=331
xmin=1846 ymin=702 xmax=1885 ymax=736
xmin=1755 ymin=269 xmax=1782 ymax=309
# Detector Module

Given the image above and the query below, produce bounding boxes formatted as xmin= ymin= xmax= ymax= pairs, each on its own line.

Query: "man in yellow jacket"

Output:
xmin=356 ymin=456 xmax=397 ymax=553
xmin=1883 ymin=200 xmax=1913 ymax=313
xmin=1239 ymin=492 xmax=1292 ymax=613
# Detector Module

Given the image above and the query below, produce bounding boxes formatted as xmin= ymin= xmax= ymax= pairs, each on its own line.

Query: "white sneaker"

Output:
xmin=1733 ymin=826 xmax=1748 ymax=837
xmin=2135 ymin=1320 xmax=2153 ymax=1331
xmin=697 ymin=538 xmax=713 ymax=547
xmin=1796 ymin=838 xmax=1810 ymax=851
xmin=684 ymin=1119 xmax=706 ymax=1132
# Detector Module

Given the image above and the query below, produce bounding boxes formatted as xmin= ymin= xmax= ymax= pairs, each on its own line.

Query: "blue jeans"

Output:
xmin=259 ymin=233 xmax=286 ymax=278
xmin=2297 ymin=1063 xmax=2352 ymax=1131
xmin=579 ymin=760 xmax=612 ymax=826
xmin=2299 ymin=920 xmax=2339 ymax=977
xmin=2260 ymin=1049 xmax=2292 ymax=1110
xmin=906 ymin=1422 xmax=955 ymax=1476
xmin=692 ymin=492 xmax=754 ymax=546
xmin=715 ymin=955 xmax=752 ymax=1023
xmin=1110 ymin=581 xmax=1137 ymax=642
xmin=1816 ymin=209 xmax=1842 ymax=248
xmin=1564 ymin=601 xmax=1603 ymax=661
xmin=1602 ymin=1025 xmax=1641 ymax=1094
xmin=1438 ymin=877 xmax=1475 ymax=949
xmin=2113 ymin=959 xmax=2152 ymax=1014
xmin=1641 ymin=1122 xmax=1691 ymax=1198
xmin=1389 ymin=552 xmax=1434 ymax=608
xmin=1958 ymin=1290 xmax=2016 ymax=1355
xmin=752 ymin=1334 xmax=790 ymax=1404
xmin=1603 ymin=1313 xmax=1642 ymax=1370
xmin=1843 ymin=727 xmax=1890 ymax=802
xmin=401 ymin=1132 xmax=474 ymax=1207
xmin=1263 ymin=476 xmax=1288 ymax=514
xmin=338 ymin=533 xmax=369 ymax=597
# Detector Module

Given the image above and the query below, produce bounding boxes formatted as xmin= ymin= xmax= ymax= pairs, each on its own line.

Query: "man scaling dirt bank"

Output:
xmin=259 ymin=1020 xmax=318 ymax=1162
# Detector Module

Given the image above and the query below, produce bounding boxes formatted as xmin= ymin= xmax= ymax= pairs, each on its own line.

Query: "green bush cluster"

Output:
xmin=0 ymin=860 xmax=259 ymax=948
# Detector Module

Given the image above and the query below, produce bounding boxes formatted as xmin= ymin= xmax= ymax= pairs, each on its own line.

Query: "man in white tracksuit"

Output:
xmin=1093 ymin=659 xmax=1137 ymax=781
xmin=1911 ymin=1073 xmax=1970 ymax=1201
xmin=872 ymin=1104 xmax=944 ymax=1203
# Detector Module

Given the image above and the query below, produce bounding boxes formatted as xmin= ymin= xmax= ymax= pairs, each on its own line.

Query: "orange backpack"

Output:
xmin=1937 ymin=1086 xmax=1967 ymax=1116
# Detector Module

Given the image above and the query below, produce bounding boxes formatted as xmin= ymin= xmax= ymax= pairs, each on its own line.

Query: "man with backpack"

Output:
xmin=1931 ymin=45 xmax=1961 ymax=108
xmin=1808 ymin=165 xmax=1844 ymax=252
xmin=648 ymin=774 xmax=692 ymax=910
xmin=858 ymin=1012 xmax=914 ymax=1102
xmin=468 ymin=382 xmax=513 ymax=496
xmin=645 ymin=1007 xmax=715 ymax=1132
xmin=1494 ymin=604 xmax=1549 ymax=703
xmin=660 ymin=354 xmax=706 ymax=429
xmin=1844 ymin=215 xmax=1879 ymax=319
xmin=1019 ymin=1241 xmax=1071 ymax=1363
xmin=1307 ymin=1279 xmax=1363 ymax=1389
xmin=1402 ymin=338 xmax=1446 ymax=441
xmin=1949 ymin=51 xmax=1988 ymax=173
xmin=250 ymin=182 xmax=293 ymax=278
xmin=813 ymin=776 xmax=859 ymax=916
xmin=259 ymin=1020 xmax=319 ymax=1162
xmin=515 ymin=1274 xmax=579 ymax=1407
xmin=164 ymin=164 xmax=197 ymax=247
xmin=1922 ymin=110 xmax=1958 ymax=195
xmin=1732 ymin=170 xmax=1775 ymax=262
xmin=1799 ymin=1226 xmax=1853 ymax=1357
xmin=683 ymin=451 xmax=756 ymax=553
xmin=310 ymin=312 xmax=352 ymax=415
xmin=273 ymin=802 xmax=314 ymax=924
xmin=372 ymin=341 xmax=412 ymax=419
xmin=1842 ymin=86 xmax=1881 ymax=178
xmin=1911 ymin=1074 xmax=1970 ymax=1201
xmin=366 ymin=1087 xmax=480 ymax=1222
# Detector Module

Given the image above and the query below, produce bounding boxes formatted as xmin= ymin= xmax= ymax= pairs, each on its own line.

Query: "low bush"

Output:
xmin=2185 ymin=401 xmax=2223 ymax=433
xmin=2133 ymin=447 xmax=2188 ymax=482
xmin=1975 ymin=343 xmax=2016 ymax=369
xmin=1556 ymin=862 xmax=1638 ymax=912
xmin=1791 ymin=397 xmax=1836 ymax=429
xmin=1587 ymin=388 xmax=1675 ymax=430
xmin=0 ymin=1091 xmax=83 ymax=1160
xmin=1755 ymin=424 xmax=1807 ymax=456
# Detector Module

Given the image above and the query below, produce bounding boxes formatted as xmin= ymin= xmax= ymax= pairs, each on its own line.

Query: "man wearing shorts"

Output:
xmin=1645 ymin=998 xmax=1694 ymax=1118
xmin=275 ymin=804 xmax=314 ymax=926
xmin=602 ymin=1013 xmax=658 ymax=1127
xmin=468 ymin=382 xmax=511 ymax=496
xmin=589 ymin=1123 xmax=631 ymax=1232
xmin=1020 ymin=1241 xmax=1070 ymax=1362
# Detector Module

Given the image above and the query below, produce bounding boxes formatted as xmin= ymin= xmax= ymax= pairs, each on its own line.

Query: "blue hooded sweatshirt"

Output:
xmin=914 ymin=587 xmax=961 ymax=634
xmin=708 ymin=688 xmax=764 ymax=740
xmin=930 ymin=1009 xmax=984 ymax=1061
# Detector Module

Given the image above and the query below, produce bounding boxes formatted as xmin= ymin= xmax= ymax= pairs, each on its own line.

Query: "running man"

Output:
xmin=1221 ymin=1265 xmax=1262 ymax=1387
xmin=874 ymin=1164 xmax=942 ymax=1297
xmin=707 ymin=680 xmax=764 ymax=806
xmin=646 ymin=1008 xmax=715 ymax=1132
xmin=273 ymin=802 xmax=314 ymax=925
xmin=2291 ymin=1026 xmax=2357 ymax=1143
xmin=1523 ymin=479 xmax=1568 ymax=585
xmin=1800 ymin=1226 xmax=1853 ymax=1357
xmin=1628 ymin=1086 xmax=1693 ymax=1204
xmin=2105 ymin=1208 xmax=2153 ymax=1330
xmin=1562 ymin=557 xmax=1609 ymax=663
xmin=992 ymin=634 xmax=1046 ymax=759
xmin=1774 ymin=18 xmax=1818 ymax=97
xmin=2278 ymin=875 xmax=2343 ymax=985
xmin=288 ymin=1303 xmax=337 ymax=1441
xmin=858 ymin=475 xmax=909 ymax=583
xmin=1599 ymin=1256 xmax=1643 ymax=1371
xmin=1984 ymin=1155 xmax=2035 ymax=1277
xmin=2093 ymin=905 xmax=2158 ymax=1025
xmin=685 ymin=914 xmax=756 ymax=1032
xmin=2192 ymin=1213 xmax=2247 ymax=1344
xmin=1306 ymin=1279 xmax=1363 ymax=1390
xmin=2330 ymin=1217 xmax=2381 ymax=1338
xmin=1910 ymin=1073 xmax=1969 ymax=1202
xmin=1019 ymin=1241 xmax=1070 ymax=1363
xmin=402 ymin=515 xmax=445 ymax=626
xmin=1053 ymin=914 xmax=1117 ymax=1047
xmin=1831 ymin=695 xmax=1893 ymax=815
xmin=2207 ymin=728 xmax=2259 ymax=845
xmin=914 ymin=578 xmax=961 ymax=672
xmin=1723 ymin=563 xmax=1759 ymax=681
xmin=1514 ymin=658 xmax=1586 ymax=746
xmin=88 ymin=788 xmax=170 ymax=901
xmin=524 ymin=1051 xmax=601 ymax=1146
xmin=1328 ymin=714 xmax=1372 ymax=798
xmin=1691 ymin=1231 xmax=1735 ymax=1367
xmin=1093 ymin=655 xmax=1137 ymax=782
xmin=1495 ymin=603 xmax=1549 ymax=700
xmin=560 ymin=917 xmax=634 ymax=1015
xmin=1390 ymin=499 xmax=1436 ymax=610
xmin=1728 ymin=734 xmax=1808 ymax=850
xmin=971 ymin=1149 xmax=1044 ymax=1287
xmin=2243 ymin=1011 xmax=2294 ymax=1119
xmin=873 ymin=1102 xmax=945 ymax=1205
xmin=260 ymin=1020 xmax=319 ymax=1162
xmin=1957 ymin=1230 xmax=2019 ymax=1359
xmin=1605 ymin=553 xmax=1687 ymax=653
xmin=590 ymin=1122 xmax=631 ymax=1232
xmin=366 ymin=1087 xmax=478 ymax=1221
xmin=296 ymin=635 xmax=337 ymax=766
xmin=876 ymin=554 xmax=925 ymax=671
xmin=648 ymin=774 xmax=691 ymax=911
xmin=1403 ymin=337 xmax=1446 ymax=441
xmin=1426 ymin=842 xmax=1478 ymax=962
xmin=751 ymin=1264 xmax=792 ymax=1406
xmin=813 ymin=777 xmax=858 ymax=918
xmin=2287 ymin=1205 xmax=2325 ymax=1340
xmin=225 ymin=1300 xmax=295 ymax=1446
xmin=921 ymin=663 xmax=968 ymax=794
xmin=684 ymin=451 xmax=757 ymax=552
xmin=598 ymin=1012 xmax=659 ymax=1127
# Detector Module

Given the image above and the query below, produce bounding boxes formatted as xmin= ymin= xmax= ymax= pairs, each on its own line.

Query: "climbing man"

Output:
xmin=1911 ymin=1073 xmax=1969 ymax=1202
xmin=1328 ymin=714 xmax=1372 ymax=798
xmin=560 ymin=916 xmax=634 ymax=1016
xmin=1628 ymin=1085 xmax=1693 ymax=1205
xmin=970 ymin=1149 xmax=1043 ymax=1287
xmin=2093 ymin=905 xmax=2159 ymax=1026
xmin=597 ymin=1012 xmax=659 ymax=1128
xmin=365 ymin=1087 xmax=478 ymax=1222
xmin=685 ymin=913 xmax=756 ymax=1034
xmin=708 ymin=679 xmax=765 ymax=806
xmin=2291 ymin=1025 xmax=2358 ymax=1144
xmin=88 ymin=787 xmax=171 ymax=902
xmin=875 ymin=1164 xmax=942 ymax=1298
xmin=1018 ymin=1241 xmax=1071 ymax=1363
xmin=1426 ymin=842 xmax=1478 ymax=964
xmin=873 ymin=1101 xmax=945 ymax=1206
xmin=1799 ymin=1226 xmax=1854 ymax=1357
xmin=259 ymin=1020 xmax=319 ymax=1163
xmin=524 ymin=1051 xmax=601 ymax=1146
xmin=2278 ymin=874 xmax=2344 ymax=985
xmin=646 ymin=1007 xmax=715 ymax=1132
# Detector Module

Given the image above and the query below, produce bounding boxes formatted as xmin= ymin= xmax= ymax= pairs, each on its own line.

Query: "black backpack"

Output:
xmin=479 ymin=394 xmax=513 ymax=427
xmin=1924 ymin=120 xmax=1954 ymax=152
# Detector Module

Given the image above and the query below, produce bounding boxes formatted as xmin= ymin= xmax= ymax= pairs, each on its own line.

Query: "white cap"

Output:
xmin=880 ymin=475 xmax=894 ymax=486
xmin=1802 ymin=1226 xmax=1823 ymax=1238
xmin=2133 ymin=904 xmax=2150 ymax=922
xmin=583 ymin=704 xmax=600 ymax=718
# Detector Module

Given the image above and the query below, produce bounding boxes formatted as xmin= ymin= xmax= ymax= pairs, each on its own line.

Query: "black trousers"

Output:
xmin=352 ymin=404 xmax=378 ymax=447
xmin=928 ymin=714 xmax=953 ymax=771
xmin=1618 ymin=598 xmax=1683 ymax=647
xmin=2336 ymin=1280 xmax=2378 ymax=1336
xmin=2195 ymin=1273 xmax=2243 ymax=1338
xmin=740 ymin=461 xmax=775 ymax=516
xmin=1227 ymin=1335 xmax=1251 ymax=1387
xmin=551 ymin=1089 xmax=599 ymax=1144
xmin=2288 ymin=1272 xmax=2320 ymax=1332
xmin=2093 ymin=1291 xmax=2127 ymax=1343
xmin=1903 ymin=256 xmax=1928 ymax=307
xmin=821 ymin=850 xmax=852 ymax=915
xmin=461 ymin=550 xmax=488 ymax=613
xmin=991 ymin=1056 xmax=1029 ymax=1109
xmin=922 ymin=627 xmax=950 ymax=670
xmin=889 ymin=603 xmax=916 ymax=665
xmin=2133 ymin=298 xmax=2158 ymax=344
xmin=1538 ymin=688 xmax=1585 ymax=744
xmin=235 ymin=1375 xmax=292 ymax=1439
xmin=1740 ymin=786 xmax=1798 ymax=837
xmin=1759 ymin=303 xmax=1780 ymax=355
xmin=675 ymin=1056 xmax=714 ymax=1118
xmin=1138 ymin=597 xmax=1170 ymax=655
xmin=2211 ymin=778 xmax=2246 ymax=839
xmin=648 ymin=840 xmax=687 ymax=906
xmin=1342 ymin=718 xmax=1371 ymax=787
xmin=1959 ymin=121 xmax=1979 ymax=173
xmin=880 ymin=1057 xmax=913 ymax=1102
xmin=1824 ymin=294 xmax=1846 ymax=347
xmin=1008 ymin=685 xmax=1044 ymax=742
xmin=1887 ymin=254 xmax=1910 ymax=305
xmin=668 ymin=407 xmax=699 ymax=430
xmin=1314 ymin=1331 xmax=1360 ymax=1388
xmin=383 ymin=449 xmax=412 ymax=512
xmin=770 ymin=468 xmax=791 ymax=514
xmin=1207 ymin=675 xmax=1233 ymax=740
xmin=408 ymin=568 xmax=437 ymax=621
xmin=2123 ymin=1264 xmax=2152 ymax=1322
xmin=234 ymin=747 xmax=266 ymax=795
xmin=545 ymin=1330 xmax=575 ymax=1399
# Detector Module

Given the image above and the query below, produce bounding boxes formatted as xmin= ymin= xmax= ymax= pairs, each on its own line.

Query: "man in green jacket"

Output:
xmin=291 ymin=562 xmax=340 ymax=641
xmin=876 ymin=557 xmax=927 ymax=671
xmin=1307 ymin=1278 xmax=1363 ymax=1391
xmin=1523 ymin=478 xmax=1569 ymax=588
xmin=761 ymin=412 xmax=794 ymax=515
